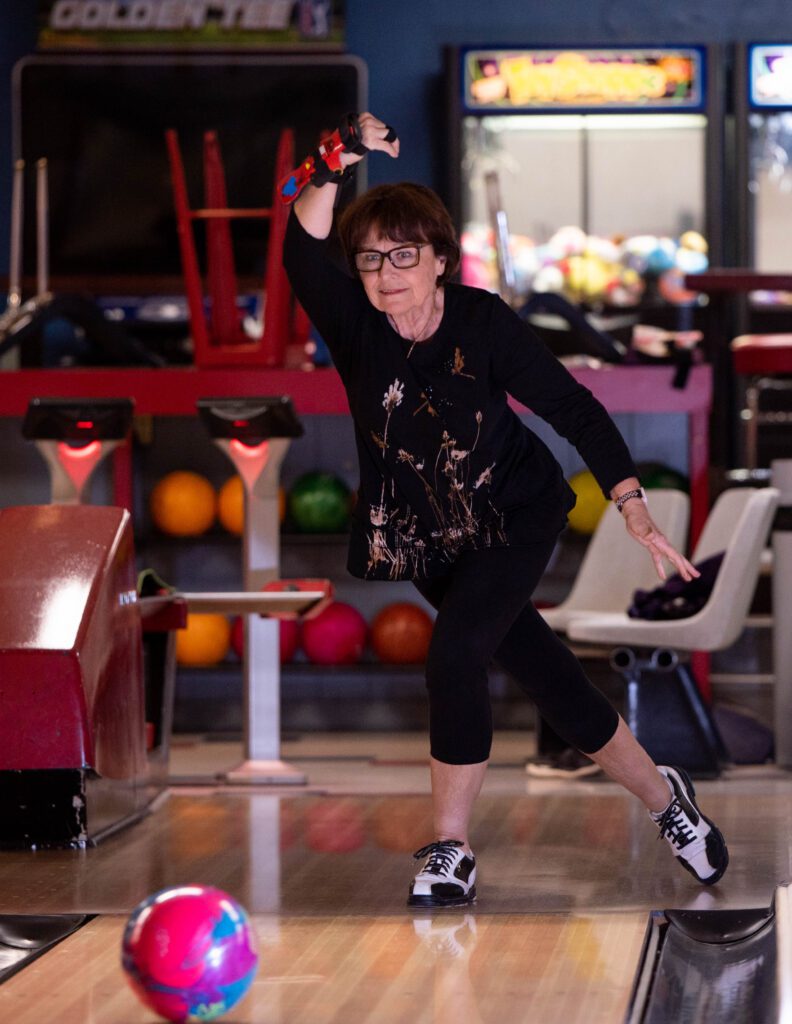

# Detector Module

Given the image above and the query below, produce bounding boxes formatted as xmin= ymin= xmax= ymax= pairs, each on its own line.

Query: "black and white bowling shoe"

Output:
xmin=651 ymin=765 xmax=729 ymax=885
xmin=408 ymin=840 xmax=477 ymax=908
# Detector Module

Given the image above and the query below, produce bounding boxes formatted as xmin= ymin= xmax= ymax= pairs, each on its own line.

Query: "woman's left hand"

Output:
xmin=621 ymin=502 xmax=700 ymax=582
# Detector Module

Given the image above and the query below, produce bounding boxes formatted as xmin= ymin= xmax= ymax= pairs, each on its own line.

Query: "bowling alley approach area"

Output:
xmin=9 ymin=5 xmax=792 ymax=1023
xmin=3 ymin=736 xmax=792 ymax=1022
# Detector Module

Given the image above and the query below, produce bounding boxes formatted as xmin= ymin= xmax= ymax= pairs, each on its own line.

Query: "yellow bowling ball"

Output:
xmin=217 ymin=476 xmax=245 ymax=536
xmin=567 ymin=469 xmax=608 ymax=535
xmin=150 ymin=471 xmax=216 ymax=536
xmin=175 ymin=613 xmax=232 ymax=667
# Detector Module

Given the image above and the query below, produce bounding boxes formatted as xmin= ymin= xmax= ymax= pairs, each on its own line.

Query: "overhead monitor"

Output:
xmin=22 ymin=397 xmax=135 ymax=441
xmin=197 ymin=396 xmax=303 ymax=442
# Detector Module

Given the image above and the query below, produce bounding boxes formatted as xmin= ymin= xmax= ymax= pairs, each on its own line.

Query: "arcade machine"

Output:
xmin=735 ymin=43 xmax=792 ymax=287
xmin=445 ymin=44 xmax=725 ymax=344
xmin=733 ymin=46 xmax=792 ymax=773
xmin=726 ymin=45 xmax=792 ymax=467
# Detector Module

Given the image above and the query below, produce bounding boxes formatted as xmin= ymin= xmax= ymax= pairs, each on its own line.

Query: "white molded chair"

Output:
xmin=567 ymin=487 xmax=780 ymax=775
xmin=535 ymin=488 xmax=688 ymax=763
xmin=540 ymin=488 xmax=690 ymax=633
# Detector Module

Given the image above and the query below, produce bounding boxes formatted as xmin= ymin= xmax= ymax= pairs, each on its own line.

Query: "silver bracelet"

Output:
xmin=615 ymin=487 xmax=647 ymax=514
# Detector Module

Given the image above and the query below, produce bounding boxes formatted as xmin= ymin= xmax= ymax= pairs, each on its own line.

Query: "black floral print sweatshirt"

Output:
xmin=284 ymin=212 xmax=638 ymax=581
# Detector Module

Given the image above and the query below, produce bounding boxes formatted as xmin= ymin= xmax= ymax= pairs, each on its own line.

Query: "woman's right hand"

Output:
xmin=293 ymin=113 xmax=399 ymax=239
xmin=340 ymin=112 xmax=400 ymax=168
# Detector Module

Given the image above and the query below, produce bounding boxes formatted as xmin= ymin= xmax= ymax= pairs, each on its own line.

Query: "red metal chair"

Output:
xmin=730 ymin=334 xmax=792 ymax=469
xmin=165 ymin=127 xmax=294 ymax=368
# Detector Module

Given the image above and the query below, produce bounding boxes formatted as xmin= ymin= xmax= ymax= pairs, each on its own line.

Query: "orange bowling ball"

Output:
xmin=150 ymin=470 xmax=216 ymax=537
xmin=217 ymin=475 xmax=244 ymax=535
xmin=371 ymin=602 xmax=434 ymax=664
xmin=216 ymin=477 xmax=287 ymax=535
xmin=176 ymin=613 xmax=232 ymax=667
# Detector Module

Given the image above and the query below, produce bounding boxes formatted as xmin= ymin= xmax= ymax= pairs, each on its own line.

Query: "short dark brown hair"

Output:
xmin=337 ymin=182 xmax=460 ymax=285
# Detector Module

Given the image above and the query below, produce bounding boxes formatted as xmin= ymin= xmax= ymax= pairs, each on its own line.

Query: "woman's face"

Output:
xmin=356 ymin=231 xmax=446 ymax=316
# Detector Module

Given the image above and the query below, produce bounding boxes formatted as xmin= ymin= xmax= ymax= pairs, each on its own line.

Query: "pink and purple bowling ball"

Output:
xmin=121 ymin=885 xmax=258 ymax=1022
xmin=301 ymin=600 xmax=368 ymax=665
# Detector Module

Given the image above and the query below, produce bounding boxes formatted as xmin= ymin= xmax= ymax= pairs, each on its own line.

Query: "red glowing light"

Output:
xmin=59 ymin=440 xmax=102 ymax=460
xmin=76 ymin=420 xmax=95 ymax=430
xmin=232 ymin=419 xmax=249 ymax=428
xmin=230 ymin=438 xmax=267 ymax=458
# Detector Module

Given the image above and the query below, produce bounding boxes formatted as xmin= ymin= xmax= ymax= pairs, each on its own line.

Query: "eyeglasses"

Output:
xmin=354 ymin=244 xmax=426 ymax=272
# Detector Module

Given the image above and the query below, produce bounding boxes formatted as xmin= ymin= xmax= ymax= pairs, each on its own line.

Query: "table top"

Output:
xmin=685 ymin=269 xmax=792 ymax=293
xmin=0 ymin=363 xmax=712 ymax=417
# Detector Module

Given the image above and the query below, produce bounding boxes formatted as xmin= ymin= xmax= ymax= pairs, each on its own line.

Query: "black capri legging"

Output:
xmin=413 ymin=541 xmax=619 ymax=765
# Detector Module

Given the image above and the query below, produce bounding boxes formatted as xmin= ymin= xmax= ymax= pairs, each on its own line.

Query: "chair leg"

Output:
xmin=204 ymin=131 xmax=242 ymax=348
xmin=625 ymin=676 xmax=640 ymax=738
xmin=164 ymin=129 xmax=211 ymax=361
xmin=612 ymin=648 xmax=724 ymax=777
xmin=675 ymin=662 xmax=730 ymax=765
xmin=745 ymin=381 xmax=760 ymax=471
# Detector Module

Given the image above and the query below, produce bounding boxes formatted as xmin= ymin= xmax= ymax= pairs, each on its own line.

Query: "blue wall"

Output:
xmin=345 ymin=1 xmax=792 ymax=188
xmin=3 ymin=1 xmax=792 ymax=269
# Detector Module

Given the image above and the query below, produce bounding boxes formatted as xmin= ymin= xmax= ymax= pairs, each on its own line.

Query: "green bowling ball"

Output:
xmin=288 ymin=472 xmax=352 ymax=533
xmin=637 ymin=461 xmax=689 ymax=492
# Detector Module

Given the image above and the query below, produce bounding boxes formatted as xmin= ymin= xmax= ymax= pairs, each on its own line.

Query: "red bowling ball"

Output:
xmin=301 ymin=601 xmax=368 ymax=666
xmin=371 ymin=602 xmax=434 ymax=664
xmin=230 ymin=615 xmax=300 ymax=664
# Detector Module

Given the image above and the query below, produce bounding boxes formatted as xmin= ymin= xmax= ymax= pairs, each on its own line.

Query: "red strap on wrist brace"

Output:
xmin=279 ymin=114 xmax=364 ymax=205
xmin=316 ymin=128 xmax=346 ymax=174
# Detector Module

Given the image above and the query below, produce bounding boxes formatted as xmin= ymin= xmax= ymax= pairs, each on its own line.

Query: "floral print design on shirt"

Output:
xmin=365 ymin=371 xmax=506 ymax=579
xmin=450 ymin=346 xmax=475 ymax=379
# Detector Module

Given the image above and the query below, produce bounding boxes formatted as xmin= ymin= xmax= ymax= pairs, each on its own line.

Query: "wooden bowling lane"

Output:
xmin=2 ymin=762 xmax=792 ymax=1024
xmin=0 ymin=782 xmax=789 ymax=918
xmin=0 ymin=911 xmax=649 ymax=1024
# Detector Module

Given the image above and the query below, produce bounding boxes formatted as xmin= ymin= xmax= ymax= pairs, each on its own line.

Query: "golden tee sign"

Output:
xmin=38 ymin=0 xmax=342 ymax=47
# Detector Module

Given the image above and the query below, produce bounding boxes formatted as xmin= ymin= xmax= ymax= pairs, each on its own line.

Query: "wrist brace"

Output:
xmin=279 ymin=113 xmax=362 ymax=204
xmin=279 ymin=114 xmax=396 ymax=204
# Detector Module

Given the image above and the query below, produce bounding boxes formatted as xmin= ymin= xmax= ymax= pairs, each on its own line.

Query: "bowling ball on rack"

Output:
xmin=121 ymin=884 xmax=259 ymax=1023
xmin=370 ymin=602 xmax=434 ymax=664
xmin=566 ymin=469 xmax=608 ymax=535
xmin=301 ymin=601 xmax=368 ymax=665
xmin=150 ymin=470 xmax=217 ymax=537
xmin=217 ymin=476 xmax=244 ymax=536
xmin=637 ymin=461 xmax=689 ymax=492
xmin=217 ymin=479 xmax=288 ymax=535
xmin=230 ymin=615 xmax=300 ymax=664
xmin=288 ymin=472 xmax=351 ymax=533
xmin=176 ymin=613 xmax=232 ymax=667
